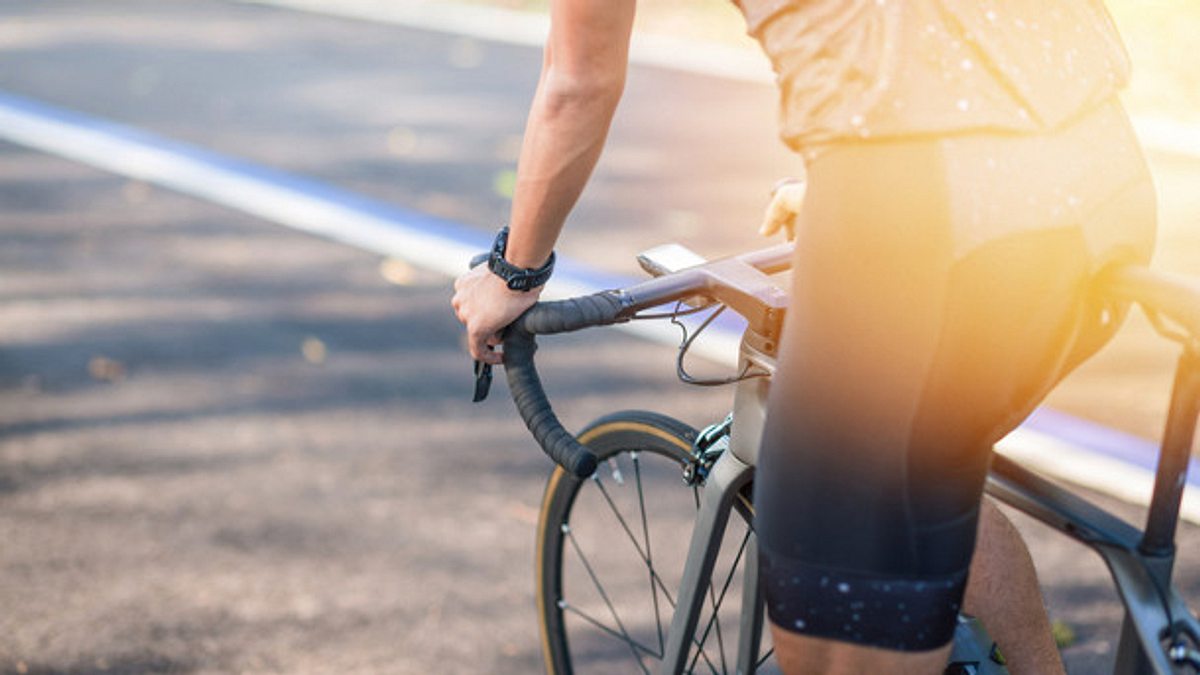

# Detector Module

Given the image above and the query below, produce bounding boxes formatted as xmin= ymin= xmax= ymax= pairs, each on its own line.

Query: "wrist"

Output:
xmin=486 ymin=226 xmax=555 ymax=292
xmin=485 ymin=268 xmax=542 ymax=296
xmin=502 ymin=241 xmax=552 ymax=270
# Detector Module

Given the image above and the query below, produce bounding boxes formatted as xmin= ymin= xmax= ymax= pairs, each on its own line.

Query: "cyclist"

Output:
xmin=452 ymin=1 xmax=1155 ymax=673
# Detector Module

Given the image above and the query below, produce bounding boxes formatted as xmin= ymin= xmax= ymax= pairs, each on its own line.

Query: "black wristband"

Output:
xmin=487 ymin=226 xmax=555 ymax=292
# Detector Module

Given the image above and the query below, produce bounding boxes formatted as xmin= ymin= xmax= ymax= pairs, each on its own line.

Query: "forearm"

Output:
xmin=501 ymin=0 xmax=635 ymax=270
xmin=504 ymin=73 xmax=622 ymax=269
xmin=451 ymin=0 xmax=633 ymax=363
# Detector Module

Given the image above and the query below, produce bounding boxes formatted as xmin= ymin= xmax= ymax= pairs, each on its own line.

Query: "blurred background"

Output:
xmin=0 ymin=1 xmax=1197 ymax=673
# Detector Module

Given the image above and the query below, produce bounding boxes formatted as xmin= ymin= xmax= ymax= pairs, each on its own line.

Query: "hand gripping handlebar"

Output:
xmin=496 ymin=243 xmax=794 ymax=478
xmin=503 ymin=291 xmax=630 ymax=478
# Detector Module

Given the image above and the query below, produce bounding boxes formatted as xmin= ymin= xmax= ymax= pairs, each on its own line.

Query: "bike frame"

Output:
xmin=623 ymin=248 xmax=1200 ymax=674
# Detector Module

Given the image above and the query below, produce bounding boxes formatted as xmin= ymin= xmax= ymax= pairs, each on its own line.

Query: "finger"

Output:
xmin=469 ymin=329 xmax=501 ymax=365
xmin=760 ymin=202 xmax=785 ymax=237
xmin=479 ymin=342 xmax=503 ymax=365
xmin=770 ymin=176 xmax=802 ymax=197
xmin=468 ymin=333 xmax=486 ymax=362
xmin=780 ymin=181 xmax=807 ymax=211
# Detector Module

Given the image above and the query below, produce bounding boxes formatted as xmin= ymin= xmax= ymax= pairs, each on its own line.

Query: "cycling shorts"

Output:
xmin=754 ymin=98 xmax=1155 ymax=651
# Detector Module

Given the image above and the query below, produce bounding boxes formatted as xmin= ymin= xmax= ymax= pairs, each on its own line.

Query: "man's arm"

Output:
xmin=503 ymin=0 xmax=637 ymax=268
xmin=452 ymin=0 xmax=636 ymax=363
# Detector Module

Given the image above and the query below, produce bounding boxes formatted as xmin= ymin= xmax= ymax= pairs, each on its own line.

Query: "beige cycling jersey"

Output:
xmin=738 ymin=0 xmax=1131 ymax=155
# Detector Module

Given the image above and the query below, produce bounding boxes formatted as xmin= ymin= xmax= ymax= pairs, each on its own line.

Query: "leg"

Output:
xmin=756 ymin=140 xmax=968 ymax=673
xmin=771 ymin=630 xmax=951 ymax=675
xmin=964 ymin=499 xmax=1065 ymax=675
xmin=755 ymin=137 xmax=1099 ymax=674
xmin=769 ymin=500 xmax=1065 ymax=675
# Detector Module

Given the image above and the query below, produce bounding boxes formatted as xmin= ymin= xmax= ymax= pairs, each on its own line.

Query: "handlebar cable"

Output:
xmin=628 ymin=302 xmax=712 ymax=322
xmin=668 ymin=301 xmax=769 ymax=387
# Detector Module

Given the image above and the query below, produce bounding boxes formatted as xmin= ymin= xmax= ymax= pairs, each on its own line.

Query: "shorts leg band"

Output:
xmin=761 ymin=548 xmax=967 ymax=651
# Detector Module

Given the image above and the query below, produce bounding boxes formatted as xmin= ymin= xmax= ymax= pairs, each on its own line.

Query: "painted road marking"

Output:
xmin=0 ymin=89 xmax=1194 ymax=521
xmin=0 ymin=90 xmax=736 ymax=363
xmin=1010 ymin=409 xmax=1200 ymax=524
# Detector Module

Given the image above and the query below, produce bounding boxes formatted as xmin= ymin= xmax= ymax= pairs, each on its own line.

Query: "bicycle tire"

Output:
xmin=536 ymin=410 xmax=772 ymax=674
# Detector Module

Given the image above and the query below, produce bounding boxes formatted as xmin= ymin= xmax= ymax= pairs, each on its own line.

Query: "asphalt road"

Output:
xmin=0 ymin=1 xmax=1198 ymax=673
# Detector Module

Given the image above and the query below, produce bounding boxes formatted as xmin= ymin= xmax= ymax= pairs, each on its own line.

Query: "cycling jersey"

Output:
xmin=739 ymin=0 xmax=1129 ymax=154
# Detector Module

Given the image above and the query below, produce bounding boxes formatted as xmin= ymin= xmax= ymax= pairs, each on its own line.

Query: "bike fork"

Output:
xmin=661 ymin=449 xmax=756 ymax=674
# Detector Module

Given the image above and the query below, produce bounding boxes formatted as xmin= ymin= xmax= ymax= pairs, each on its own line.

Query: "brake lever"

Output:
xmin=469 ymin=251 xmax=494 ymax=402
xmin=473 ymin=358 xmax=493 ymax=402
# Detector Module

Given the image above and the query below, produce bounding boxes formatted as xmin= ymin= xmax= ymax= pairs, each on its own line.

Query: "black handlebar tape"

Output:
xmin=517 ymin=291 xmax=628 ymax=335
xmin=503 ymin=292 xmax=627 ymax=477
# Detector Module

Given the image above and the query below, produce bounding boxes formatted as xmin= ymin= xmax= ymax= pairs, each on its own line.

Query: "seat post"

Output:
xmin=1138 ymin=347 xmax=1200 ymax=560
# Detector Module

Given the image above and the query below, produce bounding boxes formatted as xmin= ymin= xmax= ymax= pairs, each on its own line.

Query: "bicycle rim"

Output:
xmin=536 ymin=410 xmax=776 ymax=674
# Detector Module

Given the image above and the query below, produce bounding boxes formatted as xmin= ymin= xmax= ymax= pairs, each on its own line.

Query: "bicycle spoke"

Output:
xmin=559 ymin=600 xmax=661 ymax=661
xmin=699 ymin=571 xmax=729 ymax=674
xmin=591 ymin=474 xmax=679 ymax=608
xmin=692 ymin=643 xmax=723 ymax=675
xmin=589 ymin=464 xmax=723 ymax=674
xmin=681 ymin=469 xmax=728 ymax=673
xmin=561 ymin=595 xmax=740 ymax=675
xmin=688 ymin=528 xmax=752 ymax=674
xmin=711 ymin=581 xmax=729 ymax=674
xmin=632 ymin=453 xmax=667 ymax=656
xmin=706 ymin=526 xmax=738 ymax=675
xmin=591 ymin=464 xmax=726 ymax=671
xmin=550 ymin=435 xmax=768 ymax=675
xmin=565 ymin=525 xmax=653 ymax=674
xmin=592 ymin=474 xmax=652 ymax=562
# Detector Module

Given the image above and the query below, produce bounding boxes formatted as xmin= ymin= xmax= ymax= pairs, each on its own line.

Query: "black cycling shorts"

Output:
xmin=755 ymin=106 xmax=1155 ymax=651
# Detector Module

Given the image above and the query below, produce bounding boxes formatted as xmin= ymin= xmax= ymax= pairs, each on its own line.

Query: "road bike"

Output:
xmin=485 ymin=241 xmax=1200 ymax=674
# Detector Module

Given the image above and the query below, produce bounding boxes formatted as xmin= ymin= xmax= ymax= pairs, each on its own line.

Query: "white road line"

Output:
xmin=0 ymin=74 xmax=1194 ymax=520
xmin=0 ymin=91 xmax=738 ymax=365
xmin=0 ymin=97 xmax=480 ymax=279
xmin=998 ymin=429 xmax=1200 ymax=524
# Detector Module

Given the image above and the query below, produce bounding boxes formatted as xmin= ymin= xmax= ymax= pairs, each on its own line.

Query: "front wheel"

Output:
xmin=535 ymin=410 xmax=773 ymax=674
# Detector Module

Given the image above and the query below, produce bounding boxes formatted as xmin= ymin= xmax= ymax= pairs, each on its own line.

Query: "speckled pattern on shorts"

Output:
xmin=762 ymin=549 xmax=969 ymax=651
